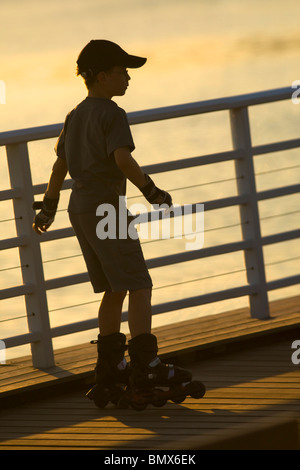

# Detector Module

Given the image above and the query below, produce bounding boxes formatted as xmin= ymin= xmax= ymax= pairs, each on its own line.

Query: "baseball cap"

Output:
xmin=77 ymin=40 xmax=147 ymax=76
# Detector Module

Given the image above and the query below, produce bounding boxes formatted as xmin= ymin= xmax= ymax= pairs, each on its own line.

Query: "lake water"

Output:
xmin=1 ymin=0 xmax=300 ymax=359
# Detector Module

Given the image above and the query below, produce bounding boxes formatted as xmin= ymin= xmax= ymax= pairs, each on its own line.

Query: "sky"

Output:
xmin=2 ymin=0 xmax=300 ymax=129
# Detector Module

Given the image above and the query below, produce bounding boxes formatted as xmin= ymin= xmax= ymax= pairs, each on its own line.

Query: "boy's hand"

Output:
xmin=32 ymin=194 xmax=59 ymax=235
xmin=140 ymin=174 xmax=172 ymax=208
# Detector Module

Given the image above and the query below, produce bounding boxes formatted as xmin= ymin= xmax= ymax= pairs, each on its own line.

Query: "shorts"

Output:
xmin=69 ymin=212 xmax=153 ymax=293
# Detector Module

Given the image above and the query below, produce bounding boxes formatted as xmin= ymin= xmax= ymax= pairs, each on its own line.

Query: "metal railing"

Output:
xmin=1 ymin=86 xmax=300 ymax=368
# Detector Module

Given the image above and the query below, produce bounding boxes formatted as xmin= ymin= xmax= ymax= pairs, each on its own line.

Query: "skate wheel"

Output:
xmin=110 ymin=386 xmax=126 ymax=406
xmin=131 ymin=400 xmax=147 ymax=411
xmin=171 ymin=392 xmax=186 ymax=404
xmin=94 ymin=389 xmax=110 ymax=408
xmin=152 ymin=398 xmax=167 ymax=407
xmin=152 ymin=389 xmax=167 ymax=407
xmin=130 ymin=389 xmax=150 ymax=411
xmin=188 ymin=381 xmax=206 ymax=399
xmin=94 ymin=396 xmax=109 ymax=408
xmin=86 ymin=385 xmax=110 ymax=408
xmin=117 ymin=394 xmax=130 ymax=409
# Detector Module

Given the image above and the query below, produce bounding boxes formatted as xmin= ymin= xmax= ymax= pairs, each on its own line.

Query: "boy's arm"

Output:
xmin=32 ymin=157 xmax=68 ymax=235
xmin=114 ymin=147 xmax=147 ymax=188
xmin=45 ymin=156 xmax=68 ymax=199
xmin=114 ymin=147 xmax=172 ymax=206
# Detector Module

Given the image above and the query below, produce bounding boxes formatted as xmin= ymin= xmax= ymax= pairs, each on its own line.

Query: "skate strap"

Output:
xmin=149 ymin=356 xmax=161 ymax=368
xmin=168 ymin=364 xmax=175 ymax=380
xmin=148 ymin=357 xmax=175 ymax=380
xmin=117 ymin=357 xmax=127 ymax=371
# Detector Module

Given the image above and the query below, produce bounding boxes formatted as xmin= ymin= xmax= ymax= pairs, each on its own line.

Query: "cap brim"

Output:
xmin=124 ymin=55 xmax=147 ymax=68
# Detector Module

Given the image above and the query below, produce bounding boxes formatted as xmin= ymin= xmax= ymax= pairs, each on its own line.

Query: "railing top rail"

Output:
xmin=0 ymin=86 xmax=294 ymax=146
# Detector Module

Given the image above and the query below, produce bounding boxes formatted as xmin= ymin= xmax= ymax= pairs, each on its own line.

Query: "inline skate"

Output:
xmin=119 ymin=333 xmax=206 ymax=411
xmin=86 ymin=332 xmax=129 ymax=408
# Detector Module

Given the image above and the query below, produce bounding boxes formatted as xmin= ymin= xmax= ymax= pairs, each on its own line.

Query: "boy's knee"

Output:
xmin=129 ymin=287 xmax=152 ymax=299
xmin=104 ymin=290 xmax=127 ymax=301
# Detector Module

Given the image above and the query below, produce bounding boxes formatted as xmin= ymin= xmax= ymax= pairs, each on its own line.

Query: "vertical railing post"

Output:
xmin=230 ymin=107 xmax=270 ymax=319
xmin=6 ymin=142 xmax=55 ymax=367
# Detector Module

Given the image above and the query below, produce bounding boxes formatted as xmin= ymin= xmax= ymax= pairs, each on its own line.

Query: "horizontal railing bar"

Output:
xmin=42 ymin=240 xmax=252 ymax=291
xmin=267 ymin=274 xmax=300 ymax=291
xmin=0 ymin=192 xmax=252 ymax=254
xmin=0 ymin=87 xmax=293 ymax=145
xmin=4 ymin=276 xmax=299 ymax=347
xmin=2 ymin=332 xmax=42 ymax=349
xmin=17 ymin=152 xmax=300 ymax=212
xmin=0 ymin=235 xmax=29 ymax=251
xmin=2 ymin=228 xmax=297 ymax=299
xmin=31 ymin=150 xmax=241 ymax=197
xmin=29 ymin=145 xmax=297 ymax=199
xmin=262 ymin=229 xmax=300 ymax=246
xmin=0 ymin=187 xmax=22 ymax=202
xmin=126 ymin=195 xmax=246 ymax=224
xmin=257 ymin=184 xmax=300 ymax=201
xmin=44 ymin=239 xmax=252 ymax=291
xmin=50 ymin=284 xmax=257 ymax=338
xmin=146 ymin=239 xmax=252 ymax=269
xmin=32 ymin=195 xmax=245 ymax=245
xmin=252 ymin=138 xmax=300 ymax=156
xmin=45 ymin=272 xmax=89 ymax=290
xmin=6 ymin=185 xmax=295 ymax=254
xmin=0 ymin=283 xmax=34 ymax=300
xmin=33 ymin=179 xmax=74 ymax=196
xmin=204 ymin=194 xmax=248 ymax=211
xmin=50 ymin=318 xmax=98 ymax=338
xmin=43 ymin=194 xmax=246 ymax=239
xmin=134 ymin=284 xmax=258 ymax=317
xmin=142 ymin=149 xmax=242 ymax=174
xmin=0 ymin=124 xmax=63 ymax=146
xmin=128 ymin=87 xmax=294 ymax=125
xmin=39 ymin=227 xmax=75 ymax=243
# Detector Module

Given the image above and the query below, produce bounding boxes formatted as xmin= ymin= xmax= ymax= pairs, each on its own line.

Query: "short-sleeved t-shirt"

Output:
xmin=55 ymin=97 xmax=135 ymax=214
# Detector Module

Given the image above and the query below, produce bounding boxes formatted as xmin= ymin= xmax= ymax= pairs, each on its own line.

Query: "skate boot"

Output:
xmin=119 ymin=334 xmax=205 ymax=411
xmin=86 ymin=332 xmax=129 ymax=408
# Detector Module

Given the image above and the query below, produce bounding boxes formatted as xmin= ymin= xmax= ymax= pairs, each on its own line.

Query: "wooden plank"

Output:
xmin=0 ymin=336 xmax=299 ymax=450
xmin=1 ymin=295 xmax=299 ymax=403
xmin=161 ymin=415 xmax=299 ymax=450
xmin=0 ymin=292 xmax=299 ymax=458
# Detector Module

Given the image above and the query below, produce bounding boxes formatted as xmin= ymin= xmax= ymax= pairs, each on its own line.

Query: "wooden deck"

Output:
xmin=0 ymin=295 xmax=299 ymax=450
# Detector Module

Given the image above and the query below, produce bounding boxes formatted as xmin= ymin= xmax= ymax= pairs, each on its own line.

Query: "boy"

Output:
xmin=33 ymin=40 xmax=204 ymax=409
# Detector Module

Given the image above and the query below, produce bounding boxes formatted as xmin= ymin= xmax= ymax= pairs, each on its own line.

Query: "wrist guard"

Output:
xmin=140 ymin=174 xmax=172 ymax=207
xmin=32 ymin=194 xmax=59 ymax=229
